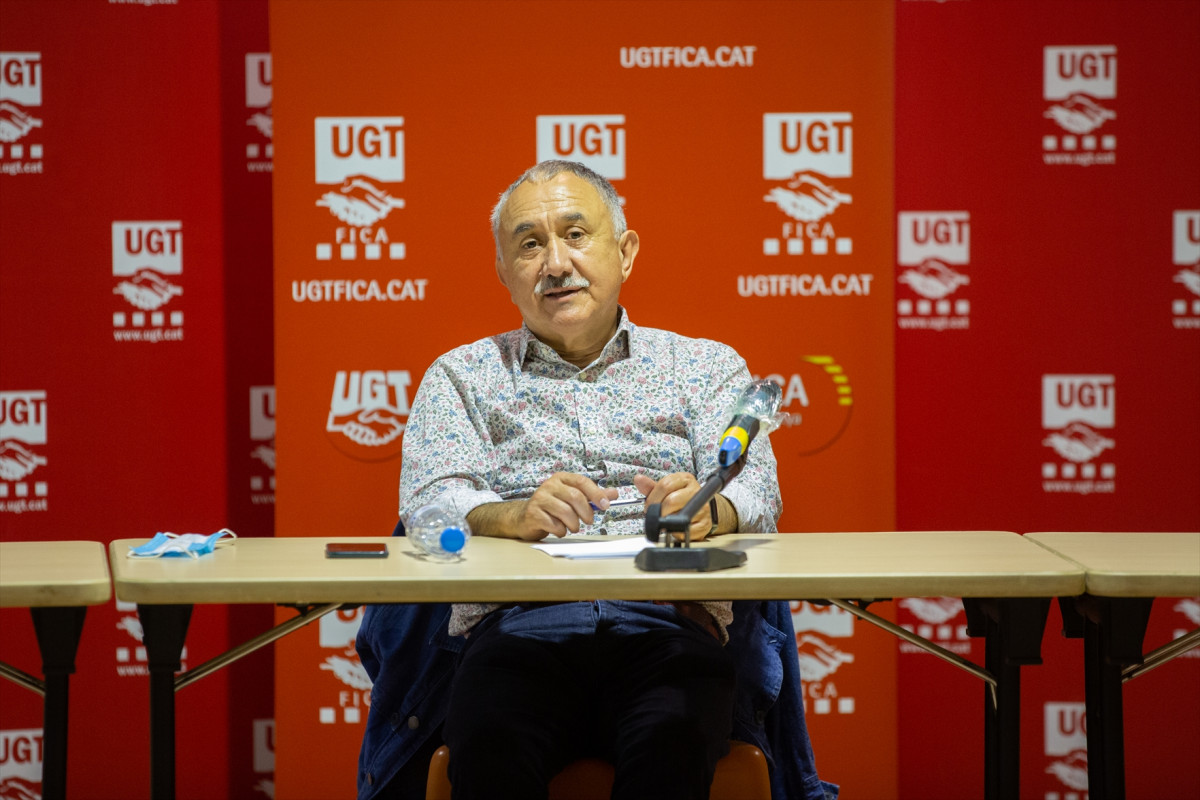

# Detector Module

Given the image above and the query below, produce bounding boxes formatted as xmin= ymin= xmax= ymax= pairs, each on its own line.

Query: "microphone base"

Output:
xmin=634 ymin=547 xmax=747 ymax=572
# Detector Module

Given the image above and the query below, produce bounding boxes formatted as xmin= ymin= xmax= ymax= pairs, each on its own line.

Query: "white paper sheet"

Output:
xmin=531 ymin=536 xmax=653 ymax=559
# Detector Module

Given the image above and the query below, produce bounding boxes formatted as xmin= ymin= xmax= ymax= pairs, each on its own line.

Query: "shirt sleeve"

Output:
xmin=398 ymin=353 xmax=504 ymax=524
xmin=689 ymin=342 xmax=782 ymax=533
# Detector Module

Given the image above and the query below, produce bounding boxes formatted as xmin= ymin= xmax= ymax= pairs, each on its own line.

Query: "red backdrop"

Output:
xmin=1 ymin=1 xmax=273 ymax=798
xmin=2 ymin=1 xmax=1196 ymax=799
xmin=893 ymin=3 xmax=1200 ymax=798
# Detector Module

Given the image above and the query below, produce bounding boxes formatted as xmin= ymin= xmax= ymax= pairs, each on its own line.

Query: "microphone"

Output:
xmin=636 ymin=378 xmax=785 ymax=572
xmin=717 ymin=379 xmax=785 ymax=467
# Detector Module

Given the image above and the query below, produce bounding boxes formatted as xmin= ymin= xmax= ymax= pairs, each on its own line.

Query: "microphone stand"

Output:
xmin=634 ymin=456 xmax=749 ymax=572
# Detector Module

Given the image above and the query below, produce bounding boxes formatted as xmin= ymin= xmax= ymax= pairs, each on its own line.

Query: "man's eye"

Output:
xmin=521 ymin=239 xmax=539 ymax=250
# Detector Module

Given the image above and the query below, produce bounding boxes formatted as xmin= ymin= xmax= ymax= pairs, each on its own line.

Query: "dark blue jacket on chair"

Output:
xmin=355 ymin=525 xmax=838 ymax=800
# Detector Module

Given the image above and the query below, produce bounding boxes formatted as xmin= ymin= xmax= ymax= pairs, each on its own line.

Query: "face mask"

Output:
xmin=127 ymin=528 xmax=237 ymax=559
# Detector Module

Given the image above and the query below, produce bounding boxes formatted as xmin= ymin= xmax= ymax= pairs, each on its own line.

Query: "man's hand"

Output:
xmin=467 ymin=473 xmax=619 ymax=540
xmin=633 ymin=472 xmax=714 ymax=541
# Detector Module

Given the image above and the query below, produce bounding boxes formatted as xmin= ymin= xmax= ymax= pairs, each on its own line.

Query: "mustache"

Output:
xmin=535 ymin=273 xmax=591 ymax=295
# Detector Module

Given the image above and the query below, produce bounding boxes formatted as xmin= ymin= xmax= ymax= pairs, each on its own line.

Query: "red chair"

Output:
xmin=425 ymin=741 xmax=772 ymax=800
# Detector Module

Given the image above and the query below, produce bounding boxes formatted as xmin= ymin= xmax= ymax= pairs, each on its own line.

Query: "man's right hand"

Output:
xmin=467 ymin=473 xmax=619 ymax=540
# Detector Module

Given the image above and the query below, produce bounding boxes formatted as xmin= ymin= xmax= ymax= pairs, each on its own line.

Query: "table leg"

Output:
xmin=30 ymin=606 xmax=87 ymax=800
xmin=137 ymin=604 xmax=193 ymax=800
xmin=1070 ymin=596 xmax=1152 ymax=800
xmin=965 ymin=597 xmax=1050 ymax=800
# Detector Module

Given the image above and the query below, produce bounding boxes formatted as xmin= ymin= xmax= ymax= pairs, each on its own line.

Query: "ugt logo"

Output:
xmin=1044 ymin=702 xmax=1088 ymax=792
xmin=325 ymin=370 xmax=411 ymax=461
xmin=0 ymin=729 xmax=44 ymax=798
xmin=1045 ymin=46 xmax=1116 ymax=102
xmin=313 ymin=117 xmax=406 ymax=242
xmin=245 ymin=53 xmax=272 ymax=149
xmin=315 ymin=117 xmax=404 ymax=184
xmin=1 ymin=390 xmax=48 ymax=486
xmin=250 ymin=386 xmax=275 ymax=500
xmin=246 ymin=53 xmax=271 ymax=111
xmin=1176 ymin=211 xmax=1200 ymax=267
xmin=0 ymin=52 xmax=41 ymax=107
xmin=111 ymin=221 xmax=184 ymax=313
xmin=764 ymin=113 xmax=852 ymax=181
xmin=1042 ymin=374 xmax=1115 ymax=465
xmin=1044 ymin=45 xmax=1116 ymax=136
xmin=762 ymin=113 xmax=854 ymax=256
xmin=898 ymin=212 xmax=969 ymax=268
xmin=0 ymin=52 xmax=44 ymax=153
xmin=535 ymin=115 xmax=626 ymax=180
xmin=897 ymin=212 xmax=971 ymax=311
xmin=1173 ymin=211 xmax=1200 ymax=314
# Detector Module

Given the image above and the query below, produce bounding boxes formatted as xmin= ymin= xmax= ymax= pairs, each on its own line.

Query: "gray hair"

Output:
xmin=490 ymin=160 xmax=626 ymax=257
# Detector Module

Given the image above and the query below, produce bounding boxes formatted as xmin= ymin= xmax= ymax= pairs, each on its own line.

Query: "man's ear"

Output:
xmin=618 ymin=230 xmax=639 ymax=282
xmin=494 ymin=255 xmax=509 ymax=289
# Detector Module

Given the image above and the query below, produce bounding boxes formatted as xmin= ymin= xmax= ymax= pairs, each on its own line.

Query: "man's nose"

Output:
xmin=542 ymin=235 xmax=573 ymax=276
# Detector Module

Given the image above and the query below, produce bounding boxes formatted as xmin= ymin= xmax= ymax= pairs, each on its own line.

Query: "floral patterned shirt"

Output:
xmin=398 ymin=308 xmax=781 ymax=640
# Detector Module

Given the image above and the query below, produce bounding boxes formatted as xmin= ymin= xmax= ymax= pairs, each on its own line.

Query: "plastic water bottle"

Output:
xmin=408 ymin=504 xmax=471 ymax=560
xmin=718 ymin=379 xmax=786 ymax=466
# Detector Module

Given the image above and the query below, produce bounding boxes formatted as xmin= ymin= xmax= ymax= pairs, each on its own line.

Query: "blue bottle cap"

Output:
xmin=440 ymin=527 xmax=466 ymax=553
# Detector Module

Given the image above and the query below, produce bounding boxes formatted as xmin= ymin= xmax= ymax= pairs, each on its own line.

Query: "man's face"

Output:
xmin=495 ymin=172 xmax=638 ymax=354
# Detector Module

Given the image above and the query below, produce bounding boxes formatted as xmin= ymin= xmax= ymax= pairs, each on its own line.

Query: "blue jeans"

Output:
xmin=443 ymin=601 xmax=736 ymax=800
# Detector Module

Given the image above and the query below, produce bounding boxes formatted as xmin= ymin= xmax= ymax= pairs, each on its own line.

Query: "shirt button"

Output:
xmin=407 ymin=715 xmax=420 ymax=730
xmin=366 ymin=773 xmax=374 ymax=785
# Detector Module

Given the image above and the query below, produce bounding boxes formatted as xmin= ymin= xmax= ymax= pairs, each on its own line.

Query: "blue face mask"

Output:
xmin=128 ymin=528 xmax=237 ymax=559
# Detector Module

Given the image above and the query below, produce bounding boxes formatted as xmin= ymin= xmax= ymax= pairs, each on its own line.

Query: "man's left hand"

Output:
xmin=632 ymin=472 xmax=714 ymax=541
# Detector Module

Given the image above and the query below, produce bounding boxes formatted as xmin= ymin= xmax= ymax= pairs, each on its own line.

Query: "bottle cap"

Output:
xmin=440 ymin=527 xmax=466 ymax=553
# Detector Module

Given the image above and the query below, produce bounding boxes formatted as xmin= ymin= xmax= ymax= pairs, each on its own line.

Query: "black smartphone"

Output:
xmin=325 ymin=542 xmax=389 ymax=558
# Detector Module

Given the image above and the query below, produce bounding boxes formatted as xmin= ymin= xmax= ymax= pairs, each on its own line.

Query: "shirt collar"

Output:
xmin=517 ymin=306 xmax=635 ymax=369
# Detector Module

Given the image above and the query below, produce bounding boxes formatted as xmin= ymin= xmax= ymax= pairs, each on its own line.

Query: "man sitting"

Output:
xmin=396 ymin=160 xmax=782 ymax=799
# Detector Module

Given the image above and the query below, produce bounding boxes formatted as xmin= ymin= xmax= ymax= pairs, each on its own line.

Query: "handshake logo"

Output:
xmin=1041 ymin=375 xmax=1117 ymax=494
xmin=245 ymin=53 xmax=272 ymax=168
xmin=312 ymin=117 xmax=407 ymax=262
xmin=761 ymin=113 xmax=855 ymax=258
xmin=325 ymin=370 xmax=411 ymax=462
xmin=0 ymin=52 xmax=45 ymax=172
xmin=0 ymin=391 xmax=49 ymax=515
xmin=111 ymin=221 xmax=186 ymax=341
xmin=896 ymin=211 xmax=972 ymax=330
xmin=1042 ymin=45 xmax=1118 ymax=165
